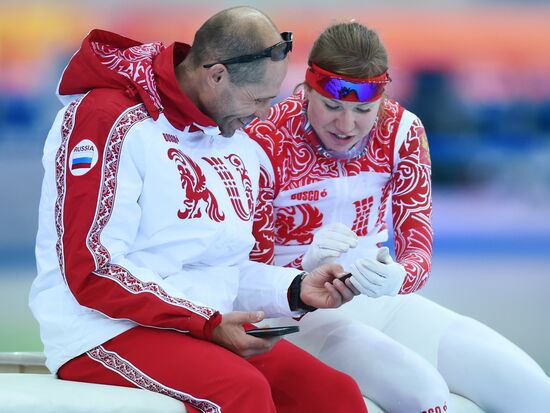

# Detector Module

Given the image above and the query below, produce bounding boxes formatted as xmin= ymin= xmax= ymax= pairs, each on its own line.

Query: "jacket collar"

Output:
xmin=153 ymin=43 xmax=218 ymax=133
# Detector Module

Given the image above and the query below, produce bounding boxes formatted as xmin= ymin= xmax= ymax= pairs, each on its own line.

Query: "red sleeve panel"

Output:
xmin=55 ymin=90 xmax=220 ymax=340
xmin=391 ymin=118 xmax=433 ymax=294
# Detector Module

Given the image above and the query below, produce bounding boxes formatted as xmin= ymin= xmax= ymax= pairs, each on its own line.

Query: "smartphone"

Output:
xmin=246 ymin=326 xmax=300 ymax=338
xmin=337 ymin=272 xmax=353 ymax=282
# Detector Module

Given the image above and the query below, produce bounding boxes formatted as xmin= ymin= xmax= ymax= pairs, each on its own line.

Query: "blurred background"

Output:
xmin=1 ymin=0 xmax=549 ymax=374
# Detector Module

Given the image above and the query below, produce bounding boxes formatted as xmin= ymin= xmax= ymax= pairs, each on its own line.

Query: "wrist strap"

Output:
xmin=289 ymin=272 xmax=317 ymax=312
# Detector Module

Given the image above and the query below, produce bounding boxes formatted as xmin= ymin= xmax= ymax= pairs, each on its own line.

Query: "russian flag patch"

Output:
xmin=69 ymin=139 xmax=98 ymax=176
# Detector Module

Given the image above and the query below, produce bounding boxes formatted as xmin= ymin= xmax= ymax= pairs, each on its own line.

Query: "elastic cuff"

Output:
xmin=189 ymin=312 xmax=222 ymax=341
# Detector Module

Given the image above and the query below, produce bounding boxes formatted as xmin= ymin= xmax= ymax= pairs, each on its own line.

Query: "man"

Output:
xmin=30 ymin=6 xmax=368 ymax=413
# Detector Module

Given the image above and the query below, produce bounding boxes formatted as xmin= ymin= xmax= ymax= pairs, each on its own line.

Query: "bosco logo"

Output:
xmin=290 ymin=189 xmax=328 ymax=202
xmin=162 ymin=133 xmax=179 ymax=144
xmin=69 ymin=139 xmax=99 ymax=176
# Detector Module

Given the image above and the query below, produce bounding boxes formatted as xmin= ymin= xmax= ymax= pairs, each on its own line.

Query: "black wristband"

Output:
xmin=289 ymin=272 xmax=317 ymax=312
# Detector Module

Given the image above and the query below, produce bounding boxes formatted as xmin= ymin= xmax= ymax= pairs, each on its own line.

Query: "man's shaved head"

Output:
xmin=186 ymin=6 xmax=283 ymax=85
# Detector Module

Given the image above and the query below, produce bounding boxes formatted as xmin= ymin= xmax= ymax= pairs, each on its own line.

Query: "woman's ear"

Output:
xmin=303 ymin=84 xmax=312 ymax=100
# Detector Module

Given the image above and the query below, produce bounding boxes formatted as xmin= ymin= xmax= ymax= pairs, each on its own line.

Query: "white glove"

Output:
xmin=348 ymin=247 xmax=406 ymax=298
xmin=301 ymin=223 xmax=358 ymax=272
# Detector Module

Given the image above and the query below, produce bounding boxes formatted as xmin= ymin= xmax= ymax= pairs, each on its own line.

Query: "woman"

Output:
xmin=246 ymin=22 xmax=550 ymax=413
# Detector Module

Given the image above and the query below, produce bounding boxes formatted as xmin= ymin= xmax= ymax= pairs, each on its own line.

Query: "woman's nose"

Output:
xmin=335 ymin=111 xmax=355 ymax=133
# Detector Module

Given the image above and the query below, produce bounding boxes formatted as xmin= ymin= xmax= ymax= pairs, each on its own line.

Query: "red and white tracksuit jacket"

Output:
xmin=246 ymin=91 xmax=432 ymax=294
xmin=29 ymin=29 xmax=301 ymax=373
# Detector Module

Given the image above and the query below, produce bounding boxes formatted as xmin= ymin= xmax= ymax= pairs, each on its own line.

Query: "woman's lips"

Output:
xmin=329 ymin=132 xmax=354 ymax=141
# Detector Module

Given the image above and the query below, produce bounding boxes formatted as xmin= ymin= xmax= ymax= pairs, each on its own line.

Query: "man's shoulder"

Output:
xmin=233 ymin=129 xmax=267 ymax=154
xmin=77 ymin=88 xmax=144 ymax=118
xmin=58 ymin=88 xmax=152 ymax=149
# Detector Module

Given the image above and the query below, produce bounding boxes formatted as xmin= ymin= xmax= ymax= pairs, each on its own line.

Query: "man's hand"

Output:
xmin=300 ymin=263 xmax=359 ymax=309
xmin=348 ymin=247 xmax=406 ymax=298
xmin=211 ymin=311 xmax=280 ymax=358
xmin=301 ymin=223 xmax=358 ymax=272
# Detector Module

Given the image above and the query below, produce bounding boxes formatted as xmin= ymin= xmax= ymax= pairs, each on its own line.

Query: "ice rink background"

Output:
xmin=0 ymin=0 xmax=549 ymax=374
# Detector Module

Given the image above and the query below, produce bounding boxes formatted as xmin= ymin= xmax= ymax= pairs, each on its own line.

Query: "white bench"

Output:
xmin=0 ymin=352 xmax=483 ymax=412
xmin=0 ymin=352 xmax=185 ymax=413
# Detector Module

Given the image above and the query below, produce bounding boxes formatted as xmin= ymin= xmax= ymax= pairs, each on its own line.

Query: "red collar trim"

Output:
xmin=153 ymin=43 xmax=217 ymax=131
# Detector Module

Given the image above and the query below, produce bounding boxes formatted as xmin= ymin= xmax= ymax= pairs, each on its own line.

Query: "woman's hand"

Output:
xmin=301 ymin=223 xmax=358 ymax=272
xmin=348 ymin=247 xmax=406 ymax=297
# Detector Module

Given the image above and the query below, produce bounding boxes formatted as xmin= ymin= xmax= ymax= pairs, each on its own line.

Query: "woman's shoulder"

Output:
xmin=373 ymin=99 xmax=423 ymax=144
xmin=380 ymin=98 xmax=421 ymax=125
xmin=245 ymin=91 xmax=307 ymax=148
xmin=254 ymin=91 xmax=305 ymax=130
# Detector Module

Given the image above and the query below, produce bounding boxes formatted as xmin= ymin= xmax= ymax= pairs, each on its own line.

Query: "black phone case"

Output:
xmin=245 ymin=326 xmax=300 ymax=338
xmin=338 ymin=272 xmax=352 ymax=282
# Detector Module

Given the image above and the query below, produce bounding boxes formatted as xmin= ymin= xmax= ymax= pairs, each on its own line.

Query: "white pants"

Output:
xmin=267 ymin=294 xmax=550 ymax=413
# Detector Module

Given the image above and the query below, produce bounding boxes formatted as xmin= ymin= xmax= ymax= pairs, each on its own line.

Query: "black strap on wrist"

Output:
xmin=289 ymin=272 xmax=317 ymax=312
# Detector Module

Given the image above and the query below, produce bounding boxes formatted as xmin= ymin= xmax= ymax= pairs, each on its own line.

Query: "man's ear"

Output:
xmin=205 ymin=64 xmax=228 ymax=87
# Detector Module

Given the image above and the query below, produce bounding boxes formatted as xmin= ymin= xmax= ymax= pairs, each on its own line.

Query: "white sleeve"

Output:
xmin=56 ymin=100 xmax=219 ymax=339
xmin=235 ymin=260 xmax=303 ymax=317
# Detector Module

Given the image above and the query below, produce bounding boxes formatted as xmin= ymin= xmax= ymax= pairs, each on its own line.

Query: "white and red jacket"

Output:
xmin=30 ymin=29 xmax=301 ymax=373
xmin=246 ymin=91 xmax=432 ymax=294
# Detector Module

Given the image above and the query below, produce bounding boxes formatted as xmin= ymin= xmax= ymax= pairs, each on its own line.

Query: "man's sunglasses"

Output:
xmin=203 ymin=32 xmax=293 ymax=68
